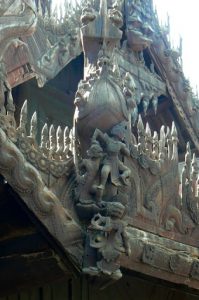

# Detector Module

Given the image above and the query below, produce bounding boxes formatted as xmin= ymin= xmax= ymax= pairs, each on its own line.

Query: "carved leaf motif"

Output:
xmin=138 ymin=154 xmax=149 ymax=169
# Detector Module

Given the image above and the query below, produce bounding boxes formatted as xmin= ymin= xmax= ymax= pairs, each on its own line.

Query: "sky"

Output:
xmin=52 ymin=0 xmax=198 ymax=90
xmin=153 ymin=0 xmax=199 ymax=91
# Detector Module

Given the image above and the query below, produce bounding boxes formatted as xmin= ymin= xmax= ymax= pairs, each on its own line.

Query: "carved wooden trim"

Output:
xmin=120 ymin=226 xmax=199 ymax=290
xmin=0 ymin=126 xmax=82 ymax=254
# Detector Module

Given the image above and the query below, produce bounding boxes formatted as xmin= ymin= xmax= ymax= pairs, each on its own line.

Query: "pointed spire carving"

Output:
xmin=6 ymin=90 xmax=15 ymax=114
xmin=151 ymin=95 xmax=158 ymax=114
xmin=152 ymin=131 xmax=159 ymax=160
xmin=55 ymin=126 xmax=63 ymax=159
xmin=19 ymin=100 xmax=28 ymax=135
xmin=159 ymin=125 xmax=166 ymax=160
xmin=137 ymin=115 xmax=145 ymax=154
xmin=63 ymin=126 xmax=71 ymax=157
xmin=49 ymin=124 xmax=56 ymax=157
xmin=191 ymin=153 xmax=199 ymax=197
xmin=171 ymin=121 xmax=178 ymax=161
xmin=142 ymin=96 xmax=150 ymax=116
xmin=30 ymin=112 xmax=37 ymax=140
xmin=40 ymin=123 xmax=49 ymax=152
xmin=145 ymin=122 xmax=152 ymax=156
xmin=6 ymin=90 xmax=16 ymax=127
xmin=166 ymin=126 xmax=172 ymax=160
xmin=181 ymin=143 xmax=199 ymax=225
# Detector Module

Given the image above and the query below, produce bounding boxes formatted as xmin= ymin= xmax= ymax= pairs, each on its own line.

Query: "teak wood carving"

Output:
xmin=1 ymin=0 xmax=199 ymax=290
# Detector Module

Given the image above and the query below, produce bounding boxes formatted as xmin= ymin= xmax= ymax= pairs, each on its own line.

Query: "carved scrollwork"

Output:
xmin=0 ymin=126 xmax=54 ymax=214
xmin=0 ymin=0 xmax=199 ymax=288
xmin=0 ymin=90 xmax=82 ymax=252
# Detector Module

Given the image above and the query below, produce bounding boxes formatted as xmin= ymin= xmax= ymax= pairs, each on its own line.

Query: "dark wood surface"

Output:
xmin=0 ymin=178 xmax=69 ymax=297
xmin=1 ymin=272 xmax=199 ymax=300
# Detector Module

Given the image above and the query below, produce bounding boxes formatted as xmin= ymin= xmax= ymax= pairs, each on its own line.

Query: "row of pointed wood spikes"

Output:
xmin=135 ymin=115 xmax=178 ymax=161
xmin=1 ymin=91 xmax=194 ymax=174
xmin=18 ymin=100 xmax=72 ymax=159
xmin=3 ymin=90 xmax=179 ymax=163
xmin=182 ymin=142 xmax=199 ymax=198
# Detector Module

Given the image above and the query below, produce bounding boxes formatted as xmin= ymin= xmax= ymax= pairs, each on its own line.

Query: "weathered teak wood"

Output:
xmin=0 ymin=181 xmax=72 ymax=297
xmin=2 ymin=273 xmax=199 ymax=300
xmin=1 ymin=0 xmax=199 ymax=295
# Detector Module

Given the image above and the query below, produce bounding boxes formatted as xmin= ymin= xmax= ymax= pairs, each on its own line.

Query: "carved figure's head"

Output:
xmin=87 ymin=141 xmax=103 ymax=158
xmin=110 ymin=123 xmax=126 ymax=141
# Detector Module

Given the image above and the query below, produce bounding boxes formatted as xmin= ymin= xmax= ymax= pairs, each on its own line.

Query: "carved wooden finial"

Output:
xmin=171 ymin=121 xmax=178 ymax=161
xmin=142 ymin=96 xmax=149 ymax=116
xmin=166 ymin=126 xmax=172 ymax=160
xmin=49 ymin=124 xmax=56 ymax=153
xmin=151 ymin=95 xmax=158 ymax=114
xmin=6 ymin=90 xmax=16 ymax=127
xmin=145 ymin=122 xmax=152 ymax=156
xmin=191 ymin=153 xmax=199 ymax=196
xmin=137 ymin=114 xmax=144 ymax=132
xmin=185 ymin=142 xmax=191 ymax=167
xmin=166 ymin=126 xmax=171 ymax=139
xmin=159 ymin=125 xmax=166 ymax=160
xmin=6 ymin=90 xmax=14 ymax=109
xmin=56 ymin=126 xmax=63 ymax=156
xmin=64 ymin=126 xmax=70 ymax=155
xmin=145 ymin=122 xmax=151 ymax=137
xmin=37 ymin=0 xmax=43 ymax=16
xmin=19 ymin=100 xmax=28 ymax=133
xmin=30 ymin=112 xmax=37 ymax=139
xmin=137 ymin=115 xmax=145 ymax=153
xmin=100 ymin=0 xmax=108 ymax=16
xmin=40 ymin=123 xmax=48 ymax=151
xmin=160 ymin=125 xmax=165 ymax=143
xmin=171 ymin=121 xmax=178 ymax=140
xmin=182 ymin=142 xmax=192 ymax=185
xmin=152 ymin=131 xmax=159 ymax=159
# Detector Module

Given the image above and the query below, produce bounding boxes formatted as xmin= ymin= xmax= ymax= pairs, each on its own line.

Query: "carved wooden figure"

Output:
xmin=1 ymin=0 xmax=199 ymax=295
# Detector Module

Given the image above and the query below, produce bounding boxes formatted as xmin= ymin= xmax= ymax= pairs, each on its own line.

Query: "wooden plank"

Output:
xmin=72 ymin=278 xmax=81 ymax=300
xmin=20 ymin=291 xmax=30 ymax=300
xmin=7 ymin=295 xmax=18 ymax=300
xmin=42 ymin=285 xmax=52 ymax=300
xmin=81 ymin=277 xmax=89 ymax=300
xmin=29 ymin=288 xmax=40 ymax=300
xmin=52 ymin=280 xmax=68 ymax=300
xmin=0 ymin=251 xmax=67 ymax=297
xmin=0 ymin=233 xmax=49 ymax=257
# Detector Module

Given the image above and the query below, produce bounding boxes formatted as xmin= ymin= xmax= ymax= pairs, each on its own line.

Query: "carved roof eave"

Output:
xmin=120 ymin=226 xmax=199 ymax=290
xmin=148 ymin=45 xmax=199 ymax=153
xmin=0 ymin=127 xmax=83 ymax=270
xmin=2 ymin=9 xmax=83 ymax=89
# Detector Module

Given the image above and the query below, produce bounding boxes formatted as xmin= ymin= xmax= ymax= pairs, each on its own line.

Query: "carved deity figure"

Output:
xmin=77 ymin=141 xmax=104 ymax=206
xmin=91 ymin=125 xmax=131 ymax=192
xmin=78 ymin=126 xmax=132 ymax=280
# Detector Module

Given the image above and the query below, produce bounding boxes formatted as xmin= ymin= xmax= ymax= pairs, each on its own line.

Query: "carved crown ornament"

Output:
xmin=0 ymin=0 xmax=199 ymax=290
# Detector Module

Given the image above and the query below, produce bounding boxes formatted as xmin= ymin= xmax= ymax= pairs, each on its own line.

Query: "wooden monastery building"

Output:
xmin=0 ymin=0 xmax=199 ymax=299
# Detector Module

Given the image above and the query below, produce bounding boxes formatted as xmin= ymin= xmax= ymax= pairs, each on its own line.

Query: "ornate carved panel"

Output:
xmin=0 ymin=0 xmax=199 ymax=291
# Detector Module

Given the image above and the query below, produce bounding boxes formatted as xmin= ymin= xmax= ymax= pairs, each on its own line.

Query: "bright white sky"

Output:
xmin=153 ymin=0 xmax=199 ymax=90
xmin=52 ymin=0 xmax=198 ymax=89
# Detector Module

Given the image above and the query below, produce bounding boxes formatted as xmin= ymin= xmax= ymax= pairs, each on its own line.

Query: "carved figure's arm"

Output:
xmin=120 ymin=143 xmax=130 ymax=157
xmin=92 ymin=128 xmax=107 ymax=143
